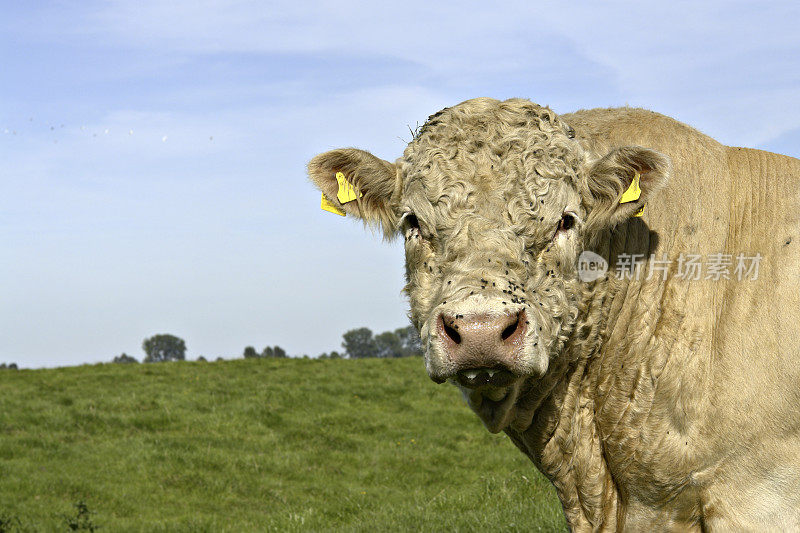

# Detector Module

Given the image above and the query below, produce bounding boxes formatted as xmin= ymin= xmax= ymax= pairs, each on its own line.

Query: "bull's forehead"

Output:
xmin=399 ymin=98 xmax=583 ymax=246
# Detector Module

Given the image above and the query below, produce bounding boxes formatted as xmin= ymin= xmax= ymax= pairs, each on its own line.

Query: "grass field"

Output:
xmin=0 ymin=357 xmax=566 ymax=531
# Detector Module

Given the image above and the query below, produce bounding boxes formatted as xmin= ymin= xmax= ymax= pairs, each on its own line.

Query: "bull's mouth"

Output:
xmin=456 ymin=367 xmax=516 ymax=388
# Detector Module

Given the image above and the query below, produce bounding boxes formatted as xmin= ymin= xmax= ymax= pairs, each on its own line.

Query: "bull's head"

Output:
xmin=308 ymin=98 xmax=669 ymax=433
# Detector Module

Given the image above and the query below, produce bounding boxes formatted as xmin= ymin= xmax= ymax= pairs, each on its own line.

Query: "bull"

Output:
xmin=307 ymin=98 xmax=800 ymax=531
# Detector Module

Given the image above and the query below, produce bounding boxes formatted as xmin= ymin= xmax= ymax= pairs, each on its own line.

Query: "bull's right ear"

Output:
xmin=308 ymin=148 xmax=401 ymax=238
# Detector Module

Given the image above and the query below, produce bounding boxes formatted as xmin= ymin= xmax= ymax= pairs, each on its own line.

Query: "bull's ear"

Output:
xmin=308 ymin=148 xmax=401 ymax=238
xmin=581 ymin=146 xmax=670 ymax=232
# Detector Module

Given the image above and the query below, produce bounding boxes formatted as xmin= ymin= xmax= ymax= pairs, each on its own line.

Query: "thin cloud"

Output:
xmin=32 ymin=1 xmax=796 ymax=147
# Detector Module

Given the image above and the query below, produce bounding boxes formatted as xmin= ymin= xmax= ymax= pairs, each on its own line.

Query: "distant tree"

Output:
xmin=395 ymin=325 xmax=423 ymax=356
xmin=197 ymin=356 xmax=207 ymax=362
xmin=375 ymin=330 xmax=404 ymax=358
xmin=261 ymin=345 xmax=287 ymax=358
xmin=243 ymin=346 xmax=258 ymax=359
xmin=342 ymin=327 xmax=377 ymax=358
xmin=142 ymin=334 xmax=186 ymax=363
xmin=328 ymin=350 xmax=342 ymax=359
xmin=216 ymin=357 xmax=224 ymax=362
xmin=0 ymin=363 xmax=18 ymax=370
xmin=112 ymin=353 xmax=138 ymax=364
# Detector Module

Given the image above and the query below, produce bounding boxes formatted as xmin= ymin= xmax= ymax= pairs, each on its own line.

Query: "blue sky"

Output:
xmin=2 ymin=1 xmax=799 ymax=367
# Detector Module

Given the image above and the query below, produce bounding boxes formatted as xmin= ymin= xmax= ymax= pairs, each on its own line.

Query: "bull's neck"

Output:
xmin=504 ymin=223 xmax=665 ymax=531
xmin=506 ymin=336 xmax=623 ymax=531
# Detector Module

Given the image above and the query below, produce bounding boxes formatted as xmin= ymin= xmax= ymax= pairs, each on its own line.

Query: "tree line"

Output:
xmin=323 ymin=326 xmax=422 ymax=359
xmin=110 ymin=326 xmax=422 ymax=364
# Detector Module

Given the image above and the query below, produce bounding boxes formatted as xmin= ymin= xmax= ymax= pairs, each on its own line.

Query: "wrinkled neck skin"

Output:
xmin=504 ymin=221 xmax=665 ymax=532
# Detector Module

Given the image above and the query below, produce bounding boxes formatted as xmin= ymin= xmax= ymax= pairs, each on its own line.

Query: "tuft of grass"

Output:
xmin=0 ymin=357 xmax=566 ymax=531
xmin=0 ymin=513 xmax=22 ymax=533
xmin=63 ymin=501 xmax=98 ymax=531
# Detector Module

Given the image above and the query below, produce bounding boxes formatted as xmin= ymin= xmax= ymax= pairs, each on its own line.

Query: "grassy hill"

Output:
xmin=0 ymin=357 xmax=565 ymax=531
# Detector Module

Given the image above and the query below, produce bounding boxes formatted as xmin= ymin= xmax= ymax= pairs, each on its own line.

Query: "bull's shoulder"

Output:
xmin=724 ymin=146 xmax=800 ymax=220
xmin=725 ymin=145 xmax=800 ymax=179
xmin=722 ymin=145 xmax=800 ymax=250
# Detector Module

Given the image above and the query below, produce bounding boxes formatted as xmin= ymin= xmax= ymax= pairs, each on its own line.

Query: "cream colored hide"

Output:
xmin=307 ymin=98 xmax=800 ymax=531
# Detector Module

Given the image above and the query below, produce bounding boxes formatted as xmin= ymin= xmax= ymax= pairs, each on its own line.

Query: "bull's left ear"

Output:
xmin=581 ymin=146 xmax=670 ymax=232
xmin=308 ymin=148 xmax=401 ymax=238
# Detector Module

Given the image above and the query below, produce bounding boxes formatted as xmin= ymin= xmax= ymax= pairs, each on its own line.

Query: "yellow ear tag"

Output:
xmin=335 ymin=172 xmax=362 ymax=204
xmin=619 ymin=172 xmax=642 ymax=203
xmin=620 ymin=171 xmax=645 ymax=217
xmin=320 ymin=194 xmax=345 ymax=216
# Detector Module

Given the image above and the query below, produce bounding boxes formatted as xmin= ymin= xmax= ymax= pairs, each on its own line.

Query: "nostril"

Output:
xmin=500 ymin=310 xmax=526 ymax=342
xmin=500 ymin=315 xmax=520 ymax=341
xmin=443 ymin=321 xmax=461 ymax=344
xmin=439 ymin=315 xmax=462 ymax=344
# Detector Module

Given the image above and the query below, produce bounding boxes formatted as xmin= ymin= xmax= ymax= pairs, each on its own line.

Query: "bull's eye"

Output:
xmin=401 ymin=212 xmax=422 ymax=239
xmin=557 ymin=212 xmax=576 ymax=232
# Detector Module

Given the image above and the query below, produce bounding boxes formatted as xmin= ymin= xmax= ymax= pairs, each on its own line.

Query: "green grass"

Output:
xmin=0 ymin=357 xmax=565 ymax=531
